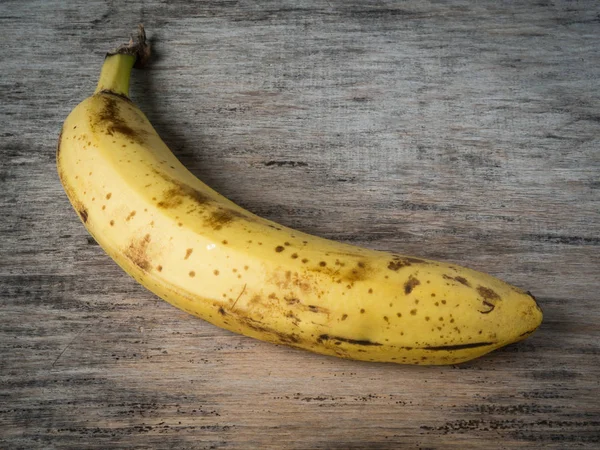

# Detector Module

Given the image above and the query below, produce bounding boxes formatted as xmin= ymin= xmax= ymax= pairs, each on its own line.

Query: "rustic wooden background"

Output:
xmin=1 ymin=0 xmax=599 ymax=448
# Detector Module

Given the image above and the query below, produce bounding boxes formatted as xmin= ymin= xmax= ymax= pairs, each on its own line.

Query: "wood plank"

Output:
xmin=1 ymin=0 xmax=599 ymax=448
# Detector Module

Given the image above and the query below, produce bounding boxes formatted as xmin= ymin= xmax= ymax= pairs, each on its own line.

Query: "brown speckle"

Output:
xmin=424 ymin=342 xmax=493 ymax=351
xmin=222 ymin=240 xmax=228 ymax=245
xmin=388 ymin=257 xmax=426 ymax=271
xmin=189 ymin=271 xmax=195 ymax=277
xmin=301 ymin=258 xmax=308 ymax=263
xmin=388 ymin=259 xmax=410 ymax=271
xmin=360 ymin=308 xmax=365 ymax=314
xmin=205 ymin=208 xmax=245 ymax=230
xmin=96 ymin=95 xmax=146 ymax=142
xmin=477 ymin=286 xmax=500 ymax=314
xmin=275 ymin=245 xmax=285 ymax=252
xmin=291 ymin=253 xmax=298 ymax=259
xmin=318 ymin=334 xmax=382 ymax=347
xmin=156 ymin=176 xmax=211 ymax=210
xmin=126 ymin=210 xmax=136 ymax=221
xmin=404 ymin=275 xmax=421 ymax=295
xmin=124 ymin=234 xmax=151 ymax=271
xmin=368 ymin=288 xmax=373 ymax=294
xmin=308 ymin=305 xmax=328 ymax=314
xmin=109 ymin=220 xmax=114 ymax=226
xmin=341 ymin=314 xmax=348 ymax=321
xmin=213 ymin=270 xmax=219 ymax=275
xmin=477 ymin=286 xmax=501 ymax=301
xmin=455 ymin=276 xmax=470 ymax=287
xmin=410 ymin=309 xmax=417 ymax=315
xmin=157 ymin=265 xmax=163 ymax=272
xmin=319 ymin=261 xmax=327 ymax=267
xmin=156 ymin=190 xmax=183 ymax=209
xmin=184 ymin=248 xmax=193 ymax=260
xmin=78 ymin=207 xmax=88 ymax=223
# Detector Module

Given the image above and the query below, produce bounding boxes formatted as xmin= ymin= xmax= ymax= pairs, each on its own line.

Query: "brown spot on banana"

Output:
xmin=423 ymin=342 xmax=494 ymax=351
xmin=124 ymin=233 xmax=151 ymax=271
xmin=305 ymin=260 xmax=372 ymax=285
xmin=404 ymin=275 xmax=421 ymax=294
xmin=307 ymin=305 xmax=329 ymax=314
xmin=454 ymin=276 xmax=470 ymax=287
xmin=477 ymin=285 xmax=501 ymax=301
xmin=443 ymin=274 xmax=472 ymax=287
xmin=234 ymin=314 xmax=303 ymax=345
xmin=388 ymin=256 xmax=428 ymax=271
xmin=156 ymin=182 xmax=211 ymax=209
xmin=156 ymin=189 xmax=185 ymax=209
xmin=388 ymin=259 xmax=411 ymax=271
xmin=318 ymin=334 xmax=383 ymax=346
xmin=94 ymin=95 xmax=147 ymax=143
xmin=77 ymin=207 xmax=88 ymax=223
xmin=476 ymin=285 xmax=501 ymax=314
xmin=205 ymin=208 xmax=242 ymax=230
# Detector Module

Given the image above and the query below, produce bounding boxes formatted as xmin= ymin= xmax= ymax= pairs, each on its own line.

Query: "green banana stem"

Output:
xmin=94 ymin=24 xmax=150 ymax=97
xmin=95 ymin=54 xmax=136 ymax=97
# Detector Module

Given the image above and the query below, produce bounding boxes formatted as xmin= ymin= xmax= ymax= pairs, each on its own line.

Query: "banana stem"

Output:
xmin=94 ymin=24 xmax=151 ymax=97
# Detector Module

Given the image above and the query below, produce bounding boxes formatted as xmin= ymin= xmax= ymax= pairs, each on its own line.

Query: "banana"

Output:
xmin=57 ymin=26 xmax=542 ymax=365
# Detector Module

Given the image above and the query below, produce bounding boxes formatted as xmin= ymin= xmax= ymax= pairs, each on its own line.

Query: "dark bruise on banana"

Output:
xmin=56 ymin=31 xmax=543 ymax=365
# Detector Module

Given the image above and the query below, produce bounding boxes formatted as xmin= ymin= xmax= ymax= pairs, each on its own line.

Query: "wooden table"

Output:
xmin=2 ymin=1 xmax=599 ymax=448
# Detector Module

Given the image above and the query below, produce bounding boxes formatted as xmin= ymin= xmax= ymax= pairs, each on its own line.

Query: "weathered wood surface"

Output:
xmin=1 ymin=0 xmax=599 ymax=448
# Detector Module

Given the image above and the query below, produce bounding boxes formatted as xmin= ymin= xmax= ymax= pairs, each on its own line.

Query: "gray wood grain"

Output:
xmin=1 ymin=0 xmax=599 ymax=448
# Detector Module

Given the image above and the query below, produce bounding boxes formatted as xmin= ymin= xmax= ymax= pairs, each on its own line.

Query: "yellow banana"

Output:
xmin=57 ymin=26 xmax=542 ymax=365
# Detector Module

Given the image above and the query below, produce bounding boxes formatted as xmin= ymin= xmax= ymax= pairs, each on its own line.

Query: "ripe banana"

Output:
xmin=57 ymin=26 xmax=542 ymax=365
